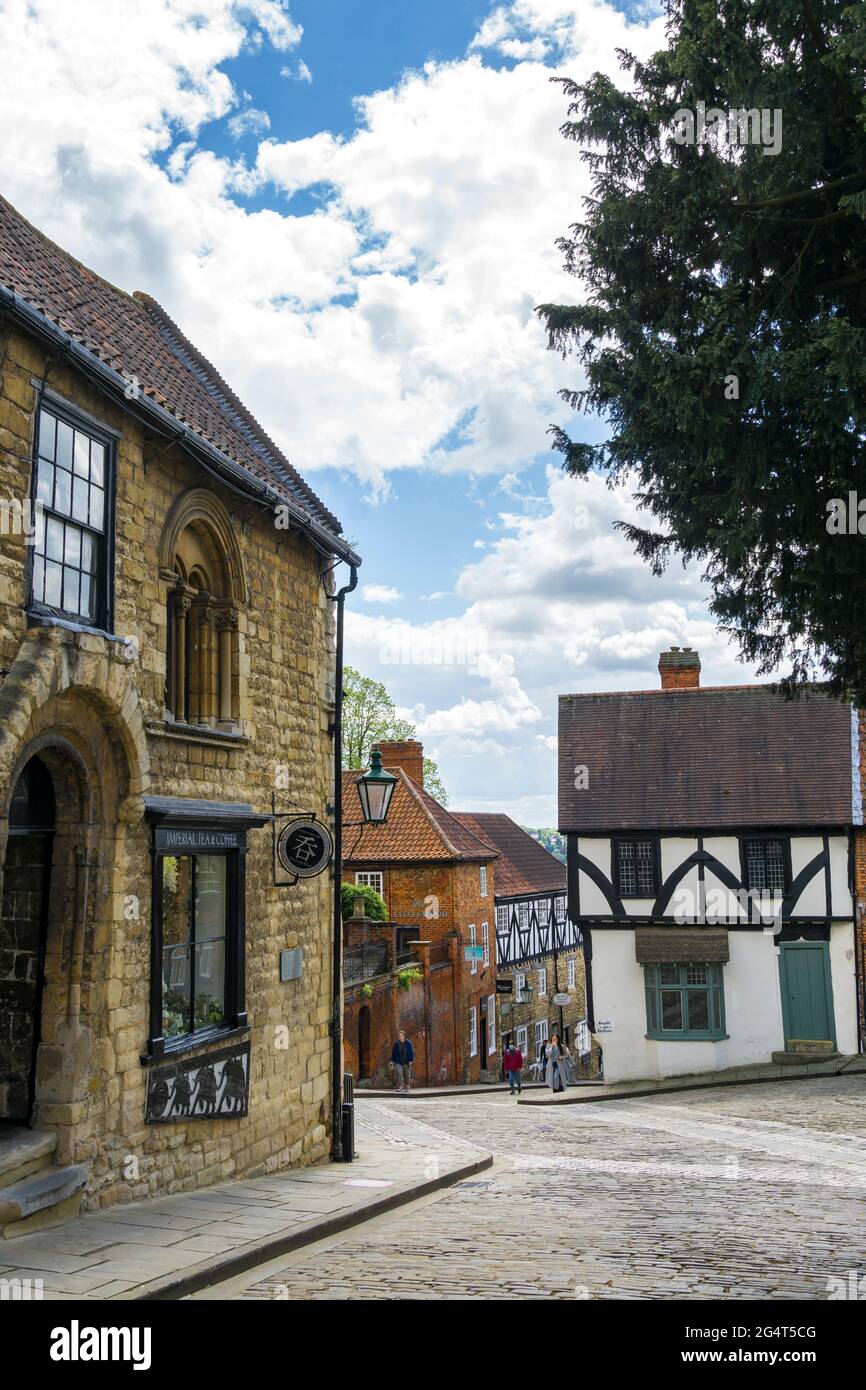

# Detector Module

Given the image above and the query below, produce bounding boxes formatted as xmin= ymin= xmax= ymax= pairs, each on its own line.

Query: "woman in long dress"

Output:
xmin=545 ymin=1033 xmax=569 ymax=1093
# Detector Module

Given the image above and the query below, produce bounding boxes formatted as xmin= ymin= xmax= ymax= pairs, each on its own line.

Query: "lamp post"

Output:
xmin=329 ymin=615 xmax=397 ymax=1161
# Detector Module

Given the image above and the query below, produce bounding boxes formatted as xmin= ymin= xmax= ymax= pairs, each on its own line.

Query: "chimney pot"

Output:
xmin=658 ymin=646 xmax=701 ymax=690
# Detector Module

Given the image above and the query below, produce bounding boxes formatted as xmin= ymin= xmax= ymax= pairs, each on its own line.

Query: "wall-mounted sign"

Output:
xmin=280 ymin=947 xmax=304 ymax=982
xmin=596 ymin=1018 xmax=613 ymax=1034
xmin=464 ymin=945 xmax=484 ymax=961
xmin=275 ymin=817 xmax=333 ymax=881
xmin=495 ymin=978 xmax=513 ymax=994
xmin=552 ymin=992 xmax=570 ymax=1006
xmin=145 ymin=1041 xmax=250 ymax=1124
xmin=155 ymin=826 xmax=242 ymax=852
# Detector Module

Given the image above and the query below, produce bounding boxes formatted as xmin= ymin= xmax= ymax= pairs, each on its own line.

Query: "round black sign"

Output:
xmin=277 ymin=818 xmax=334 ymax=878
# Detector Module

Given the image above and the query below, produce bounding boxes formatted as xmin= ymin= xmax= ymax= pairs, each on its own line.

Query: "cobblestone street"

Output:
xmin=197 ymin=1076 xmax=866 ymax=1301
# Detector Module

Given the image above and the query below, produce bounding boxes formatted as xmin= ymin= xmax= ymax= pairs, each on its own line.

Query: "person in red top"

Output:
xmin=503 ymin=1041 xmax=523 ymax=1095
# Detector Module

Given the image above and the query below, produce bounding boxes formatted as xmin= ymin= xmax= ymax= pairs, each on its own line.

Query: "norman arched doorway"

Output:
xmin=358 ymin=1005 xmax=371 ymax=1081
xmin=0 ymin=755 xmax=55 ymax=1123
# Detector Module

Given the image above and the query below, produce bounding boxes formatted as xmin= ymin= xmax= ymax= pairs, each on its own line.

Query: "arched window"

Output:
xmin=160 ymin=492 xmax=244 ymax=731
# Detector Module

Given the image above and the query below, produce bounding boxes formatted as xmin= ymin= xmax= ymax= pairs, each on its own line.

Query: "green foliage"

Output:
xmin=341 ymin=881 xmax=388 ymax=921
xmin=342 ymin=666 xmax=448 ymax=804
xmin=538 ymin=0 xmax=866 ymax=701
xmin=523 ymin=826 xmax=566 ymax=863
xmin=397 ymin=966 xmax=423 ymax=991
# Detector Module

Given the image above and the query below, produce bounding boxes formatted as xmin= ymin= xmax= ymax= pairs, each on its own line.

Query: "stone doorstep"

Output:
xmin=0 ymin=1165 xmax=88 ymax=1238
xmin=0 ymin=1126 xmax=58 ymax=1188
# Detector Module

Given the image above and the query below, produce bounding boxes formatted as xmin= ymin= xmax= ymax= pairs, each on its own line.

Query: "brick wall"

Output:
xmin=0 ymin=323 xmax=338 ymax=1205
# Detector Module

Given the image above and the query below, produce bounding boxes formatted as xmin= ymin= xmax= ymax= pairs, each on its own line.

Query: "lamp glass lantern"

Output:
xmin=356 ymin=747 xmax=397 ymax=824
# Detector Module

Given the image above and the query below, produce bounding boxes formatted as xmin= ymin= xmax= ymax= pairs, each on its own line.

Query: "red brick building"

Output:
xmin=342 ymin=741 xmax=499 ymax=1084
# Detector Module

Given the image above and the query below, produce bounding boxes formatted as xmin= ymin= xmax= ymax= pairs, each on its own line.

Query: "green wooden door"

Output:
xmin=778 ymin=942 xmax=836 ymax=1047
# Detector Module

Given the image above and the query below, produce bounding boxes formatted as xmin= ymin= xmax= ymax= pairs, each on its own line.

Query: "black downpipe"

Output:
xmin=330 ymin=564 xmax=358 ymax=1159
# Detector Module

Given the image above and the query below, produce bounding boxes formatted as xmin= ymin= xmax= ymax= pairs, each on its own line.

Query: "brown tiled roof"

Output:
xmin=634 ymin=927 xmax=729 ymax=964
xmin=0 ymin=194 xmax=342 ymax=536
xmin=453 ymin=813 xmax=565 ymax=896
xmin=342 ymin=769 xmax=497 ymax=864
xmin=558 ymin=685 xmax=854 ymax=832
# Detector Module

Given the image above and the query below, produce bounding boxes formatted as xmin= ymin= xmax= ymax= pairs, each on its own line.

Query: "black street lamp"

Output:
xmin=355 ymin=747 xmax=397 ymax=825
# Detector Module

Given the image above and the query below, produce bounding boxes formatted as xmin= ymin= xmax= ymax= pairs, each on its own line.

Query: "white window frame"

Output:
xmin=567 ymin=957 xmax=576 ymax=990
xmin=515 ymin=970 xmax=526 ymax=1003
xmin=482 ymin=921 xmax=490 ymax=966
xmin=538 ymin=966 xmax=547 ymax=998
xmin=355 ymin=871 xmax=383 ymax=895
xmin=535 ymin=1018 xmax=548 ymax=1056
xmin=469 ymin=1006 xmax=478 ymax=1057
xmin=480 ymin=865 xmax=488 ymax=897
xmin=496 ymin=904 xmax=508 ymax=931
xmin=487 ymin=995 xmax=496 ymax=1053
xmin=516 ymin=1024 xmax=528 ymax=1054
xmin=468 ymin=923 xmax=477 ymax=974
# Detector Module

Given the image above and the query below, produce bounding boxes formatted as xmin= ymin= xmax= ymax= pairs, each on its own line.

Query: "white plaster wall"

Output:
xmin=828 ymin=836 xmax=852 ymax=918
xmin=592 ymin=929 xmax=785 ymax=1083
xmin=576 ymin=837 xmax=613 ymax=916
xmin=829 ymin=921 xmax=858 ymax=1053
xmin=790 ymin=835 xmax=828 ymax=916
xmin=704 ymin=837 xmax=747 ymax=919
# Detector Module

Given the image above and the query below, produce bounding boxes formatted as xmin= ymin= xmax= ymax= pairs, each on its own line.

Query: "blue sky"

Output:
xmin=2 ymin=0 xmax=767 ymax=823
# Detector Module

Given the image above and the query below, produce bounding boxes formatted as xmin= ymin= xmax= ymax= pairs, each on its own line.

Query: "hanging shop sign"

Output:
xmin=495 ymin=978 xmax=513 ymax=993
xmin=272 ymin=804 xmax=334 ymax=887
xmin=145 ymin=1041 xmax=250 ymax=1124
xmin=464 ymin=945 xmax=484 ymax=961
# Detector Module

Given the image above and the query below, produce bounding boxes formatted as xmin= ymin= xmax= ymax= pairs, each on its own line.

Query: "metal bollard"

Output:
xmin=341 ymin=1072 xmax=356 ymax=1162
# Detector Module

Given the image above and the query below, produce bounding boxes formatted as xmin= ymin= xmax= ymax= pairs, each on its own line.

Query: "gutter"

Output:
xmin=0 ymin=287 xmax=361 ymax=568
xmin=330 ymin=563 xmax=358 ymax=1159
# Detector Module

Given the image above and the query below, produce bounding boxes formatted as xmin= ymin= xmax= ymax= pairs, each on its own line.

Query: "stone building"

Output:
xmin=0 ymin=196 xmax=359 ymax=1232
xmin=342 ymin=740 xmax=499 ymax=1084
xmin=452 ymin=813 xmax=589 ymax=1070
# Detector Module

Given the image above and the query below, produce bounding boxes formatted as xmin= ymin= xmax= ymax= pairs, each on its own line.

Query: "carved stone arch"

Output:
xmin=159 ymin=487 xmax=248 ymax=606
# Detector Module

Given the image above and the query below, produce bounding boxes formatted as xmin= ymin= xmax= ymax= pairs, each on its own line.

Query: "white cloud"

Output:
xmin=361 ymin=583 xmax=401 ymax=604
xmin=281 ymin=59 xmax=313 ymax=83
xmin=228 ymin=107 xmax=271 ymax=139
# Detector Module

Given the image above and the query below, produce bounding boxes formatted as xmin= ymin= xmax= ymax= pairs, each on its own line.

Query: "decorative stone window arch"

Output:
xmin=159 ymin=490 xmax=246 ymax=732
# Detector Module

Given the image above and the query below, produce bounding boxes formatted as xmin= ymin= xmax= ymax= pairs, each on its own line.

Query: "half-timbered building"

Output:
xmin=558 ymin=647 xmax=863 ymax=1084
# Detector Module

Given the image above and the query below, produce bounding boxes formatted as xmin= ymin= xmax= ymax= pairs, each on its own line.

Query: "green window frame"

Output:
xmin=644 ymin=962 xmax=726 ymax=1040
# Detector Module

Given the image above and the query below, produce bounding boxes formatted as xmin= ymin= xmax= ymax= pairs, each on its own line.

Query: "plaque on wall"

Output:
xmin=145 ymin=1041 xmax=250 ymax=1124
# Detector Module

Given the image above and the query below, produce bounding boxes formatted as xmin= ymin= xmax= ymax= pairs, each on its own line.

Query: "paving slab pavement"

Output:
xmin=0 ymin=1117 xmax=491 ymax=1301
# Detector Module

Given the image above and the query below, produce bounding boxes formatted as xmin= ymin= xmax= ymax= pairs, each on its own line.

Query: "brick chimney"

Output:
xmin=373 ymin=739 xmax=424 ymax=786
xmin=658 ymin=646 xmax=701 ymax=690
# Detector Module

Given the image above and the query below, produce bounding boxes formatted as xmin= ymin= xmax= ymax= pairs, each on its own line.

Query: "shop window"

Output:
xmin=644 ymin=963 xmax=726 ymax=1040
xmin=145 ymin=799 xmax=268 ymax=1058
xmin=30 ymin=402 xmax=114 ymax=629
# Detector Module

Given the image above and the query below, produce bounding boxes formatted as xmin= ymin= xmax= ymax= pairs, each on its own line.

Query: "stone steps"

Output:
xmin=0 ymin=1125 xmax=57 ymax=1189
xmin=0 ymin=1162 xmax=88 ymax=1238
xmin=772 ymin=1049 xmax=841 ymax=1065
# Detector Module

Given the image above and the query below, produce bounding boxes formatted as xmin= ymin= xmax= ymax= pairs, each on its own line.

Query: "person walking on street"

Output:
xmin=503 ymin=1041 xmax=523 ymax=1095
xmin=391 ymin=1030 xmax=414 ymax=1093
xmin=561 ymin=1039 xmax=575 ymax=1087
xmin=545 ymin=1032 xmax=569 ymax=1094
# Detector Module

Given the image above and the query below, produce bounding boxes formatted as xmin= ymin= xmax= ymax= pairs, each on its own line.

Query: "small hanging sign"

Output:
xmin=272 ymin=803 xmax=334 ymax=887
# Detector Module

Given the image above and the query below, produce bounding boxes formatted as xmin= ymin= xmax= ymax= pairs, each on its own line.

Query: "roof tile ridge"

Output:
xmin=404 ymin=774 xmax=498 ymax=860
xmin=132 ymin=289 xmax=342 ymax=534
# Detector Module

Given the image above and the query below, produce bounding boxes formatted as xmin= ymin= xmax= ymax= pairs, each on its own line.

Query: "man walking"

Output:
xmin=391 ymin=1030 xmax=414 ymax=1093
xmin=503 ymin=1040 xmax=523 ymax=1095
